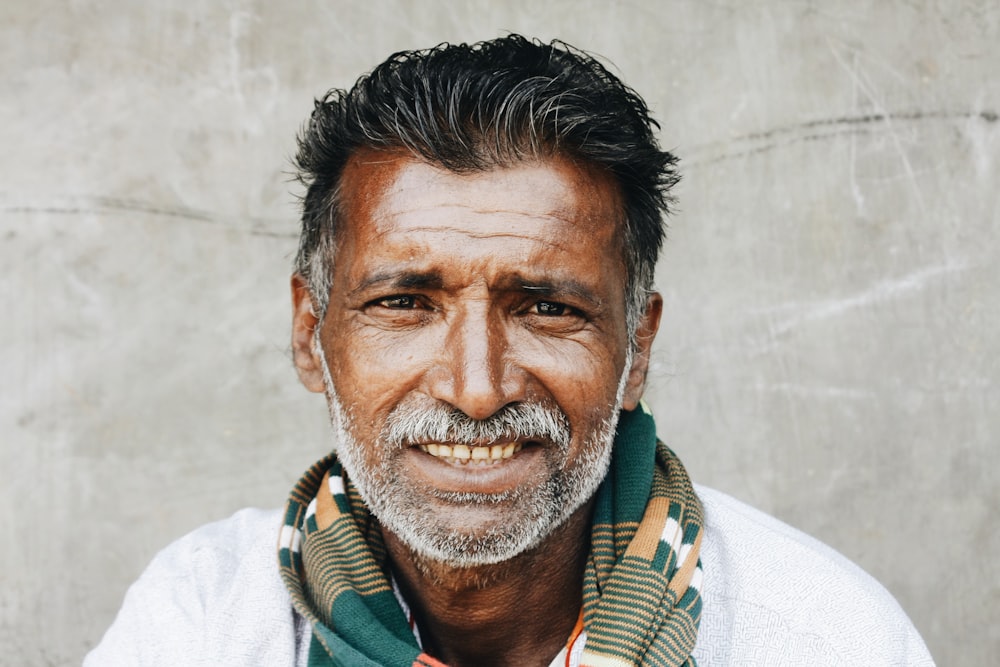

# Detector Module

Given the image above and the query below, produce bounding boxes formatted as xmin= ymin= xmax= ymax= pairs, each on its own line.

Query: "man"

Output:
xmin=88 ymin=35 xmax=934 ymax=666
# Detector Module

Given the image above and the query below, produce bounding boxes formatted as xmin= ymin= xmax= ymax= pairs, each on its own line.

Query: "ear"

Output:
xmin=621 ymin=292 xmax=663 ymax=411
xmin=291 ymin=273 xmax=327 ymax=394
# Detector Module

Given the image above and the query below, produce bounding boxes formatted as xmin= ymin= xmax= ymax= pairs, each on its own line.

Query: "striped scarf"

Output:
xmin=278 ymin=405 xmax=704 ymax=667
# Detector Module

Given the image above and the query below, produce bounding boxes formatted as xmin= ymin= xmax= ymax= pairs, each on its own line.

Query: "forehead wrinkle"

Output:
xmin=367 ymin=226 xmax=588 ymax=260
xmin=351 ymin=227 xmax=575 ymax=253
xmin=370 ymin=205 xmax=592 ymax=234
xmin=339 ymin=151 xmax=623 ymax=245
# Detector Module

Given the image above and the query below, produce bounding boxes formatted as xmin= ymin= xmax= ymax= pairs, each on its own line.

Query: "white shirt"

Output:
xmin=85 ymin=486 xmax=935 ymax=666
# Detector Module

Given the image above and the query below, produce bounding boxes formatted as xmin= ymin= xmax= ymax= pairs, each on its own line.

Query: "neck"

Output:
xmin=382 ymin=499 xmax=594 ymax=667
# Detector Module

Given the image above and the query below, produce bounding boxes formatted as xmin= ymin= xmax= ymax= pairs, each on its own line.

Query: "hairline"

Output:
xmin=302 ymin=146 xmax=652 ymax=345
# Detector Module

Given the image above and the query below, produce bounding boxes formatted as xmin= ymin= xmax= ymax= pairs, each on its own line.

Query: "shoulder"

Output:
xmin=86 ymin=508 xmax=309 ymax=666
xmin=692 ymin=486 xmax=935 ymax=666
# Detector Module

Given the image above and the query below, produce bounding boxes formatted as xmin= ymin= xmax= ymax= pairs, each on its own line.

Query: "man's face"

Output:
xmin=292 ymin=150 xmax=660 ymax=565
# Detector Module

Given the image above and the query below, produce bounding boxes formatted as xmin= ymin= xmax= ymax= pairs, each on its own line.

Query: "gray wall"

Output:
xmin=2 ymin=1 xmax=996 ymax=664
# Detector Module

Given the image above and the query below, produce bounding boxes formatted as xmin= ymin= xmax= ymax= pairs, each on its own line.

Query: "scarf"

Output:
xmin=278 ymin=405 xmax=704 ymax=667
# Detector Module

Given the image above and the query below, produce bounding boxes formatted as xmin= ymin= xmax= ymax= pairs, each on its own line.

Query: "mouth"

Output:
xmin=416 ymin=442 xmax=524 ymax=465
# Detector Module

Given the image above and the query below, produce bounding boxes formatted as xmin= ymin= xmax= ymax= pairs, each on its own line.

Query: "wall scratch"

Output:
xmin=685 ymin=108 xmax=997 ymax=166
xmin=750 ymin=260 xmax=968 ymax=349
xmin=0 ymin=194 xmax=294 ymax=239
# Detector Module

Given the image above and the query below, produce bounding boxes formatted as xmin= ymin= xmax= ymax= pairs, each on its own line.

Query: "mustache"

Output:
xmin=382 ymin=400 xmax=571 ymax=448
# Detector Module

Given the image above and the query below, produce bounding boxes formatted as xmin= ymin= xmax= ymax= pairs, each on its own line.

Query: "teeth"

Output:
xmin=418 ymin=442 xmax=524 ymax=465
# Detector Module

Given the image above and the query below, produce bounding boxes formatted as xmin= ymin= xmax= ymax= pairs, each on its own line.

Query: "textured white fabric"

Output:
xmin=692 ymin=487 xmax=934 ymax=666
xmin=85 ymin=508 xmax=313 ymax=667
xmin=85 ymin=486 xmax=935 ymax=666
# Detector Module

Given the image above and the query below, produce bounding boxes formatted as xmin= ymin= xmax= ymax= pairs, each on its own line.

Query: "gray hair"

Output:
xmin=294 ymin=35 xmax=679 ymax=338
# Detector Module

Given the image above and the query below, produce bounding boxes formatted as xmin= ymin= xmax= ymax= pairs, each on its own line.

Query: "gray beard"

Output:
xmin=317 ymin=340 xmax=631 ymax=568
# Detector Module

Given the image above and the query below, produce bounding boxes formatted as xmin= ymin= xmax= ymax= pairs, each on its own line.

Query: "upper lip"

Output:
xmin=409 ymin=438 xmax=542 ymax=448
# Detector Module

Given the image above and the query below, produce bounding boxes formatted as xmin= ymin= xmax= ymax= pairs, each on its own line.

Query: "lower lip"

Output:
xmin=403 ymin=443 xmax=544 ymax=495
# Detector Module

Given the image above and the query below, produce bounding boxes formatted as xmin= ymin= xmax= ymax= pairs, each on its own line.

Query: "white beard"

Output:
xmin=317 ymin=337 xmax=632 ymax=567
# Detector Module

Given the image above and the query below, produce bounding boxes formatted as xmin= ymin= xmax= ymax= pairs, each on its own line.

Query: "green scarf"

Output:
xmin=278 ymin=406 xmax=704 ymax=667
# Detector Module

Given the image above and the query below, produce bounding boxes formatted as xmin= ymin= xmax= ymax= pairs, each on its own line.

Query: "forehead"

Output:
xmin=335 ymin=149 xmax=624 ymax=250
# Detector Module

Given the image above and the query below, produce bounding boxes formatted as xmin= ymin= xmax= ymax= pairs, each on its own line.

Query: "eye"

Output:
xmin=522 ymin=299 xmax=588 ymax=335
xmin=377 ymin=295 xmax=418 ymax=309
xmin=363 ymin=294 xmax=432 ymax=328
xmin=534 ymin=301 xmax=568 ymax=316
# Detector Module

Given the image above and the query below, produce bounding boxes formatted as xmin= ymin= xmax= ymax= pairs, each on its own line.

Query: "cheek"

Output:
xmin=326 ymin=325 xmax=438 ymax=414
xmin=511 ymin=333 xmax=624 ymax=408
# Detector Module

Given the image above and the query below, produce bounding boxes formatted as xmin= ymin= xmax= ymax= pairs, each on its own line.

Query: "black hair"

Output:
xmin=294 ymin=34 xmax=679 ymax=333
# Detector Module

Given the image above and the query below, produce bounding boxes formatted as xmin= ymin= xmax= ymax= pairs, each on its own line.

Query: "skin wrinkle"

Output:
xmin=376 ymin=218 xmax=578 ymax=234
xmin=361 ymin=225 xmax=580 ymax=250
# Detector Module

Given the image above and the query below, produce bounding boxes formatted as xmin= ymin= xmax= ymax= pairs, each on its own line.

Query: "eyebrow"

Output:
xmin=349 ymin=270 xmax=604 ymax=308
xmin=507 ymin=276 xmax=603 ymax=308
xmin=350 ymin=270 xmax=444 ymax=295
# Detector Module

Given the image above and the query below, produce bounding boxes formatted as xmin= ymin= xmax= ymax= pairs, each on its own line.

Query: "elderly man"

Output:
xmin=88 ymin=35 xmax=933 ymax=666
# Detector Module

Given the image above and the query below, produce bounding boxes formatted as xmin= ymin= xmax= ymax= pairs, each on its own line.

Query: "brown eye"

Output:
xmin=535 ymin=301 xmax=567 ymax=316
xmin=379 ymin=295 xmax=417 ymax=309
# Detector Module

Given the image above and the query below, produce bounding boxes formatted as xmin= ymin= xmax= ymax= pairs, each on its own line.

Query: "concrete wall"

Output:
xmin=2 ymin=1 xmax=996 ymax=664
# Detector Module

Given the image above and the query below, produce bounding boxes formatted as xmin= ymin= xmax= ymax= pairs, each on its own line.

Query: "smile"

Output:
xmin=417 ymin=442 xmax=523 ymax=465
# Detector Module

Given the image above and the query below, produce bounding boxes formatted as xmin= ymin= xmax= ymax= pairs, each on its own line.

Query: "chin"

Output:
xmin=377 ymin=462 xmax=609 ymax=568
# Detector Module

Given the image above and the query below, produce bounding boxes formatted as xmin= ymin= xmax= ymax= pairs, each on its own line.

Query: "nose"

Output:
xmin=424 ymin=302 xmax=525 ymax=420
